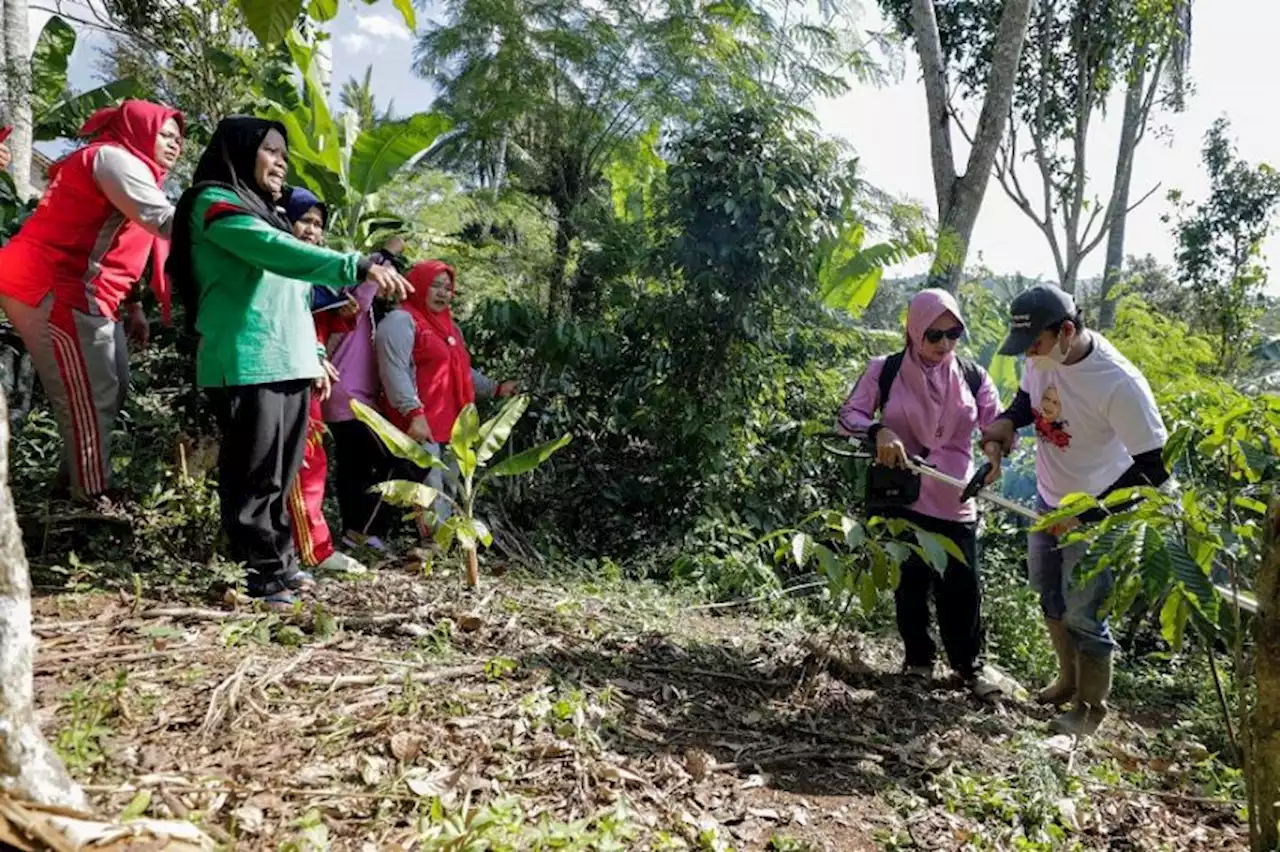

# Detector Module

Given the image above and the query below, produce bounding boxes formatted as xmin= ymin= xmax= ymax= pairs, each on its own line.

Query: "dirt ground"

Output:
xmin=30 ymin=562 xmax=1248 ymax=850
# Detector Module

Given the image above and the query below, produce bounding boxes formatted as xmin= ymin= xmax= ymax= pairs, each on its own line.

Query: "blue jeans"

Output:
xmin=1027 ymin=499 xmax=1116 ymax=657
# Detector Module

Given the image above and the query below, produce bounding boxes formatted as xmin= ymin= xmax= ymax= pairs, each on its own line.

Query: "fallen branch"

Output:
xmin=35 ymin=649 xmax=201 ymax=675
xmin=199 ymin=657 xmax=257 ymax=742
xmin=315 ymin=650 xmax=424 ymax=670
xmin=689 ymin=580 xmax=827 ymax=611
xmin=632 ymin=664 xmax=787 ymax=688
xmin=159 ymin=789 xmax=233 ymax=845
xmin=138 ymin=607 xmax=237 ymax=621
xmin=660 ymin=724 xmax=897 ymax=758
xmin=710 ymin=749 xmax=882 ymax=773
xmin=134 ymin=606 xmax=428 ymax=633
xmin=85 ymin=781 xmax=425 ymax=804
xmin=36 ymin=642 xmax=150 ymax=664
xmin=32 ymin=618 xmax=103 ymax=634
xmin=286 ymin=663 xmax=486 ymax=689
xmin=1096 ymin=783 xmax=1244 ymax=807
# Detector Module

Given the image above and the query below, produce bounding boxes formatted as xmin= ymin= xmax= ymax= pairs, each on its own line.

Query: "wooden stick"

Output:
xmin=632 ymin=664 xmax=786 ymax=688
xmin=137 ymin=607 xmax=236 ymax=621
xmin=36 ymin=642 xmax=150 ymax=663
xmin=689 ymin=580 xmax=827 ymax=611
xmin=466 ymin=547 xmax=480 ymax=588
xmin=1096 ymin=783 xmax=1244 ymax=807
xmin=660 ymin=723 xmax=896 ymax=758
xmin=86 ymin=782 xmax=424 ymax=804
xmin=158 ymin=789 xmax=232 ymax=844
xmin=286 ymin=663 xmax=485 ymax=689
xmin=315 ymin=651 xmax=424 ymax=670
xmin=32 ymin=618 xmax=106 ymax=633
xmin=132 ymin=607 xmax=423 ymax=632
xmin=710 ymin=749 xmax=881 ymax=773
xmin=34 ymin=650 xmax=200 ymax=675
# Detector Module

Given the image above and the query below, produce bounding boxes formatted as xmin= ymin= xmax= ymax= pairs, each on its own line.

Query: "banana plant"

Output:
xmin=29 ymin=16 xmax=139 ymax=142
xmin=351 ymin=397 xmax=571 ymax=588
xmin=0 ymin=172 xmax=36 ymax=243
xmin=817 ymin=219 xmax=931 ymax=318
xmin=261 ymin=31 xmax=450 ymax=250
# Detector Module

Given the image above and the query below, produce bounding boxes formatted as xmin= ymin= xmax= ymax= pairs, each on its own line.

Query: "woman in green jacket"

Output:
xmin=168 ymin=116 xmax=409 ymax=608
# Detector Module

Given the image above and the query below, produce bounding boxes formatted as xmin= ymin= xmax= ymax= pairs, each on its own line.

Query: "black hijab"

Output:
xmin=168 ymin=116 xmax=291 ymax=332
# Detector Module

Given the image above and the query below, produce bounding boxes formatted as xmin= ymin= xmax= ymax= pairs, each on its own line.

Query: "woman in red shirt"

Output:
xmin=0 ymin=100 xmax=183 ymax=502
xmin=375 ymin=260 xmax=515 ymax=527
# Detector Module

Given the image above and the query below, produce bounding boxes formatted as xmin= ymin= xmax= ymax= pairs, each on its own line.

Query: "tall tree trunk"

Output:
xmin=491 ymin=133 xmax=508 ymax=194
xmin=1254 ymin=498 xmax=1280 ymax=851
xmin=1061 ymin=255 xmax=1081 ymax=296
xmin=0 ymin=388 xmax=86 ymax=809
xmin=1099 ymin=54 xmax=1148 ymax=329
xmin=3 ymin=0 xmax=33 ymax=200
xmin=0 ymin=9 xmax=6 ymax=123
xmin=912 ymin=0 xmax=1034 ymax=293
xmin=547 ymin=220 xmax=574 ymax=318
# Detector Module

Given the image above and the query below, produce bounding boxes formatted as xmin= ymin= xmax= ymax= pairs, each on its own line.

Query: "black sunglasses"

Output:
xmin=923 ymin=326 xmax=964 ymax=344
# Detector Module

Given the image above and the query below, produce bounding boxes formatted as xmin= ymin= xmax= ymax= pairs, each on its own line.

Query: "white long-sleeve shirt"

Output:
xmin=92 ymin=146 xmax=174 ymax=238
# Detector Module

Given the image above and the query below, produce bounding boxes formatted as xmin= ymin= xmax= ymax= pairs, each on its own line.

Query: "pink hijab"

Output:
xmin=891 ymin=288 xmax=974 ymax=451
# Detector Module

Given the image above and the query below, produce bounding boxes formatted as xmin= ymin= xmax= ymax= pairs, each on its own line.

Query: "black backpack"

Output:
xmin=877 ymin=349 xmax=985 ymax=412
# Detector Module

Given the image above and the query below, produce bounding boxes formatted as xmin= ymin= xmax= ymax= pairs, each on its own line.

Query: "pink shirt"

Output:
xmin=839 ymin=355 xmax=1000 ymax=522
xmin=320 ymin=279 xmax=379 ymax=423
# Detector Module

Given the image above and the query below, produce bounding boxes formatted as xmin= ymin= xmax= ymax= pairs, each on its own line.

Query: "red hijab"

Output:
xmin=403 ymin=260 xmax=476 ymax=433
xmin=74 ymin=100 xmax=184 ymax=322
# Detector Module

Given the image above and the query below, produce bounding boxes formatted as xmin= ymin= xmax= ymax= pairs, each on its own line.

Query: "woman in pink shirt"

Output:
xmin=838 ymin=288 xmax=1002 ymax=699
xmin=321 ymin=238 xmax=407 ymax=552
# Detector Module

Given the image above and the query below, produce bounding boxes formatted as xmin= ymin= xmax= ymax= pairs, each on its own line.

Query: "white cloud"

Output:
xmin=339 ymin=33 xmax=373 ymax=54
xmin=355 ymin=13 xmax=411 ymax=41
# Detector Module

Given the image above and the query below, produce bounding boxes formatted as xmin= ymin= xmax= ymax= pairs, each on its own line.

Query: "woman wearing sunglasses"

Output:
xmin=837 ymin=288 xmax=1003 ymax=700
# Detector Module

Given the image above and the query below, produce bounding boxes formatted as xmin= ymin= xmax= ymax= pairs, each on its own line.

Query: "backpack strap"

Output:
xmin=957 ymin=356 xmax=984 ymax=399
xmin=876 ymin=350 xmax=906 ymax=414
xmin=877 ymin=350 xmax=985 ymax=413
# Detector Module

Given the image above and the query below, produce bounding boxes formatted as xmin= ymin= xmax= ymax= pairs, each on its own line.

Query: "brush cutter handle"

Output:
xmin=902 ymin=456 xmax=1042 ymax=522
xmin=963 ymin=462 xmax=994 ymax=502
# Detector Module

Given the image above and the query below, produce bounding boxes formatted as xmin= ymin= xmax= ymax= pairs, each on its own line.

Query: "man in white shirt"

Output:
xmin=980 ymin=285 xmax=1169 ymax=736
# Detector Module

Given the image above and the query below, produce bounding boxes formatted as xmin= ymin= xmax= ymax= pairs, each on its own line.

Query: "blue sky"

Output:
xmin=42 ymin=0 xmax=1280 ymax=286
xmin=325 ymin=3 xmax=436 ymax=116
xmin=53 ymin=3 xmax=437 ymax=118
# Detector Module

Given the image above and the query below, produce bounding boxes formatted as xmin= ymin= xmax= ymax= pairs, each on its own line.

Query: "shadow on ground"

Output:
xmin=518 ymin=625 xmax=1011 ymax=800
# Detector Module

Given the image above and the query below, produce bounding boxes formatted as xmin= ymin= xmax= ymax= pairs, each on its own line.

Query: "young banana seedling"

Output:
xmin=352 ymin=396 xmax=571 ymax=587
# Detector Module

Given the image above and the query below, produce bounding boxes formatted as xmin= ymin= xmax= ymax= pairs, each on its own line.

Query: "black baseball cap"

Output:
xmin=997 ymin=284 xmax=1077 ymax=355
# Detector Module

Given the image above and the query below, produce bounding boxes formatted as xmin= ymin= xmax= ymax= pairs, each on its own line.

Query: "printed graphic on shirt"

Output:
xmin=1033 ymin=384 xmax=1072 ymax=450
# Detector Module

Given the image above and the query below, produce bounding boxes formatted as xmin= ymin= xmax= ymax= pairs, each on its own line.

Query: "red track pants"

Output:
xmin=286 ymin=394 xmax=335 ymax=567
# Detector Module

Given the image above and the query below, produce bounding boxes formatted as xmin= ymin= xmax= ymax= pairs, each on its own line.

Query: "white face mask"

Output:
xmin=1029 ymin=332 xmax=1070 ymax=370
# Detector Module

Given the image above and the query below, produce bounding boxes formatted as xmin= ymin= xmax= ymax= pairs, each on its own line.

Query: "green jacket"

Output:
xmin=188 ymin=186 xmax=365 ymax=388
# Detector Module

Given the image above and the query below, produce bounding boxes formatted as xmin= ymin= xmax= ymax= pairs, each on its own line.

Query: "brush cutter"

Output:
xmin=819 ymin=433 xmax=1258 ymax=615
